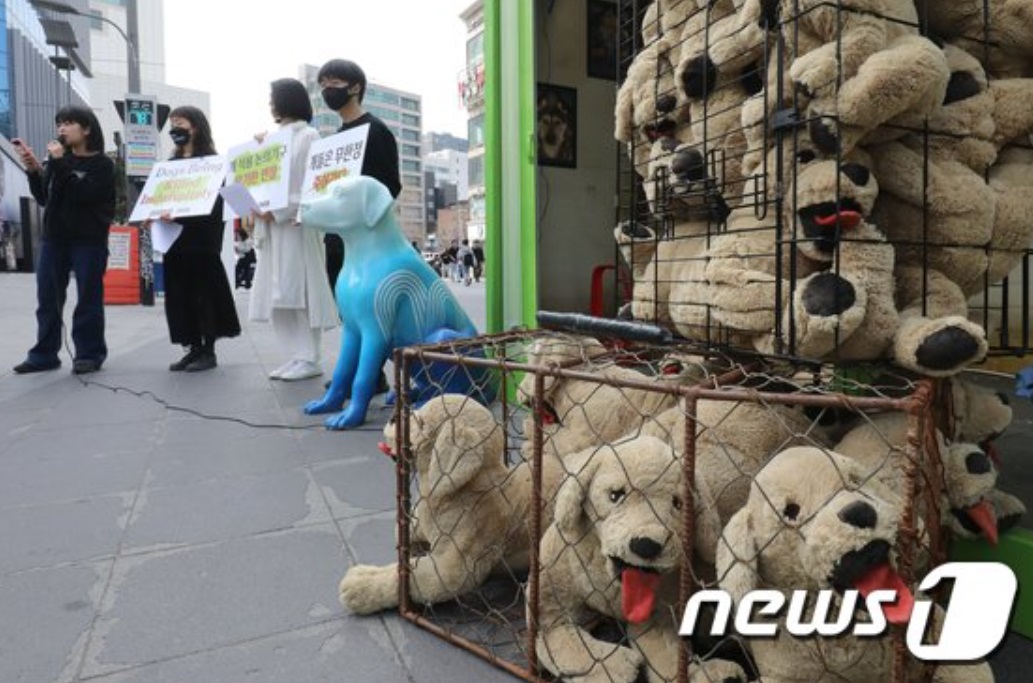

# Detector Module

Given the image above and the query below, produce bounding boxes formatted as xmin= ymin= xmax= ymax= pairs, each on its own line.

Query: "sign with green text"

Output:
xmin=301 ymin=123 xmax=369 ymax=203
xmin=129 ymin=155 xmax=228 ymax=222
xmin=224 ymin=128 xmax=293 ymax=218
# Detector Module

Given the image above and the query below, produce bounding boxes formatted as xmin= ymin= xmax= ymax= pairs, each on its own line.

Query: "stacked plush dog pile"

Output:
xmin=616 ymin=0 xmax=1033 ymax=379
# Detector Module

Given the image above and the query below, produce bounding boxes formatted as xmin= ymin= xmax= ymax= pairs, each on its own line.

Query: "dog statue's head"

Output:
xmin=300 ymin=175 xmax=394 ymax=236
xmin=554 ymin=436 xmax=698 ymax=623
xmin=381 ymin=394 xmax=504 ymax=498
xmin=718 ymin=446 xmax=914 ymax=624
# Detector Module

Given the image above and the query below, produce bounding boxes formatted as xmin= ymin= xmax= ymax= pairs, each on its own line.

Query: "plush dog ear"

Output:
xmin=426 ymin=422 xmax=487 ymax=497
xmin=715 ymin=508 xmax=759 ymax=603
xmin=553 ymin=447 xmax=601 ymax=537
xmin=359 ymin=176 xmax=395 ymax=229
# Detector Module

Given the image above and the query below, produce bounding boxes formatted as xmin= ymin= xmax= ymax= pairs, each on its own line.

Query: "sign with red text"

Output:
xmin=224 ymin=128 xmax=293 ymax=218
xmin=129 ymin=155 xmax=227 ymax=222
xmin=300 ymin=124 xmax=369 ymax=203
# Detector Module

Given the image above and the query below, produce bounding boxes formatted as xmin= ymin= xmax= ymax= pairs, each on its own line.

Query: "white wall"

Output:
xmin=535 ymin=0 xmax=618 ymax=316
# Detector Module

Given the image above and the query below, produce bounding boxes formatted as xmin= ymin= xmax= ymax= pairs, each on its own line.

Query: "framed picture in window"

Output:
xmin=536 ymin=83 xmax=577 ymax=169
xmin=587 ymin=0 xmax=618 ymax=80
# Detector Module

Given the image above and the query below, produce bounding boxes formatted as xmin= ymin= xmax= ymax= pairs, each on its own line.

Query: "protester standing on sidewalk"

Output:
xmin=316 ymin=59 xmax=402 ymax=290
xmin=12 ymin=106 xmax=115 ymax=375
xmin=249 ymin=78 xmax=339 ymax=381
xmin=158 ymin=106 xmax=240 ymax=372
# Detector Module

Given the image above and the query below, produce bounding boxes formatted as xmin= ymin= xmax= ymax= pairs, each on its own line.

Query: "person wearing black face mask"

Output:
xmin=315 ymin=59 xmax=402 ymax=397
xmin=147 ymin=105 xmax=241 ymax=373
xmin=315 ymin=59 xmax=402 ymax=290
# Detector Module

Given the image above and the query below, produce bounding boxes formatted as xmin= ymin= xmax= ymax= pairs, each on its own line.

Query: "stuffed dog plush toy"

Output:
xmin=536 ymin=435 xmax=724 ymax=683
xmin=339 ymin=395 xmax=563 ymax=614
xmin=834 ymin=411 xmax=1025 ymax=545
xmin=922 ymin=0 xmax=1033 ymax=78
xmin=300 ymin=176 xmax=489 ymax=429
xmin=716 ymin=446 xmax=995 ymax=683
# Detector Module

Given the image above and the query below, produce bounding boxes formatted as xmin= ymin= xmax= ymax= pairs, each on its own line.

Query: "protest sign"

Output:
xmin=224 ymin=129 xmax=292 ymax=218
xmin=300 ymin=124 xmax=370 ymax=203
xmin=129 ymin=156 xmax=228 ymax=222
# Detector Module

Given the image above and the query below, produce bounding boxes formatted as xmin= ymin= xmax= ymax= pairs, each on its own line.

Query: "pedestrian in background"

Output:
xmin=249 ymin=78 xmax=339 ymax=381
xmin=157 ymin=106 xmax=240 ymax=372
xmin=12 ymin=106 xmax=115 ymax=375
xmin=472 ymin=240 xmax=485 ymax=283
xmin=456 ymin=239 xmax=476 ymax=286
xmin=316 ymin=58 xmax=401 ymax=290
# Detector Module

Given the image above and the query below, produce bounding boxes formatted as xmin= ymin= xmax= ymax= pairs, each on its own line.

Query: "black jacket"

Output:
xmin=338 ymin=112 xmax=402 ymax=198
xmin=28 ymin=153 xmax=116 ymax=246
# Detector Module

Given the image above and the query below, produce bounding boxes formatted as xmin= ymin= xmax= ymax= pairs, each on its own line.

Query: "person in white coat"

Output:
xmin=250 ymin=78 xmax=339 ymax=381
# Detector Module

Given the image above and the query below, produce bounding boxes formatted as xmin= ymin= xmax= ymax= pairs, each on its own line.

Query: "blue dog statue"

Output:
xmin=300 ymin=176 xmax=492 ymax=429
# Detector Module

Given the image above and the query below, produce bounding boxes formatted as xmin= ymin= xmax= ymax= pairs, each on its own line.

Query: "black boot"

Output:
xmin=170 ymin=345 xmax=202 ymax=372
xmin=185 ymin=340 xmax=217 ymax=372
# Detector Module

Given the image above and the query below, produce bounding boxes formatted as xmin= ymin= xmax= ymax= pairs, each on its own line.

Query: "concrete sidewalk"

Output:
xmin=0 ymin=272 xmax=509 ymax=683
xmin=2 ymin=271 xmax=1031 ymax=682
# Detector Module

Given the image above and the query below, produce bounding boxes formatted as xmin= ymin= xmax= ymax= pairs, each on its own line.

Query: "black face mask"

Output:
xmin=322 ymin=86 xmax=354 ymax=111
xmin=169 ymin=127 xmax=191 ymax=147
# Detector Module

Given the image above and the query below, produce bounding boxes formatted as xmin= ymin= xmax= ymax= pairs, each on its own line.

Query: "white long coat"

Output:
xmin=249 ymin=121 xmax=339 ymax=329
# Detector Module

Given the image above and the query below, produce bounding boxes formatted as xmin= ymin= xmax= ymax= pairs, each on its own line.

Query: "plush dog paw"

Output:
xmin=567 ymin=645 xmax=644 ymax=683
xmin=895 ymin=316 xmax=988 ymax=377
xmin=790 ymin=51 xmax=838 ymax=101
xmin=339 ymin=564 xmax=398 ymax=614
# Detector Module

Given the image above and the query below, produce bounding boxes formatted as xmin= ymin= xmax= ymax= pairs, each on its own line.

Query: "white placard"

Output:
xmin=129 ymin=155 xmax=228 ymax=222
xmin=219 ymin=183 xmax=261 ymax=219
xmin=224 ymin=128 xmax=293 ymax=219
xmin=300 ymin=124 xmax=370 ymax=203
xmin=150 ymin=219 xmax=183 ymax=253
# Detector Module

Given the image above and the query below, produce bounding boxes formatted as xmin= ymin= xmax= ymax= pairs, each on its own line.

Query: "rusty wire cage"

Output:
xmin=357 ymin=330 xmax=1012 ymax=682
xmin=613 ymin=0 xmax=1033 ymax=368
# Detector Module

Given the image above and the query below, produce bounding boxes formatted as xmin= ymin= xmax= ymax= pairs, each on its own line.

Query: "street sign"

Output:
xmin=123 ymin=94 xmax=159 ymax=179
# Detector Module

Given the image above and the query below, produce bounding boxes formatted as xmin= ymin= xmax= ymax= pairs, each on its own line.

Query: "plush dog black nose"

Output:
xmin=671 ymin=147 xmax=706 ymax=181
xmin=629 ymin=537 xmax=663 ymax=560
xmin=996 ymin=391 xmax=1010 ymax=406
xmin=840 ymin=163 xmax=870 ymax=186
xmin=659 ymin=136 xmax=680 ymax=153
xmin=966 ymin=451 xmax=993 ymax=475
xmin=656 ymin=93 xmax=677 ymax=114
xmin=838 ymin=501 xmax=877 ymax=529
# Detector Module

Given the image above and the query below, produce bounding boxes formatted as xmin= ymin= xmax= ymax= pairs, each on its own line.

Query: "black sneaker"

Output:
xmin=184 ymin=352 xmax=217 ymax=372
xmin=169 ymin=347 xmax=202 ymax=372
xmin=72 ymin=359 xmax=102 ymax=375
xmin=13 ymin=360 xmax=60 ymax=374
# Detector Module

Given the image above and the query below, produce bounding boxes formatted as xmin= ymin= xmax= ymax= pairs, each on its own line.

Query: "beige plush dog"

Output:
xmin=536 ymin=436 xmax=725 ymax=683
xmin=716 ymin=446 xmax=995 ymax=683
xmin=339 ymin=395 xmax=562 ymax=614
xmin=517 ymin=335 xmax=710 ymax=462
xmin=641 ymin=395 xmax=823 ymax=524
xmin=834 ymin=411 xmax=1025 ymax=545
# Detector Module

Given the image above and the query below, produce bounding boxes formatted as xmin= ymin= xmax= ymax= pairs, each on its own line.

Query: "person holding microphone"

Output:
xmin=11 ymin=106 xmax=115 ymax=375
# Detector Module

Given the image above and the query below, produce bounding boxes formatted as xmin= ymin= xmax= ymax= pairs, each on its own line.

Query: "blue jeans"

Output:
xmin=27 ymin=241 xmax=108 ymax=367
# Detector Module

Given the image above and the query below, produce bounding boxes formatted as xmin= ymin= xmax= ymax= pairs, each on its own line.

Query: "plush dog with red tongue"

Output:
xmin=536 ymin=436 xmax=724 ymax=683
xmin=717 ymin=446 xmax=992 ymax=683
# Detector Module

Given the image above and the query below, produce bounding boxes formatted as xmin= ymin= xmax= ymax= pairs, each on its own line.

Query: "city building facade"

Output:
xmin=86 ymin=0 xmax=209 ymax=155
xmin=300 ymin=64 xmax=425 ymax=244
xmin=423 ymin=131 xmax=468 ymax=154
xmin=3 ymin=0 xmax=92 ymax=154
xmin=459 ymin=0 xmax=485 ymax=243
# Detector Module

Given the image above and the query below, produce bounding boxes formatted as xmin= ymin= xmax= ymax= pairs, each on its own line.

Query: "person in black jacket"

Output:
xmin=154 ymin=106 xmax=241 ymax=372
xmin=316 ymin=58 xmax=402 ymax=290
xmin=12 ymin=106 xmax=115 ymax=375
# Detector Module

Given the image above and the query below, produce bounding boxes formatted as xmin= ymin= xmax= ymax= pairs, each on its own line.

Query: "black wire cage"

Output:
xmin=613 ymin=0 xmax=1033 ymax=374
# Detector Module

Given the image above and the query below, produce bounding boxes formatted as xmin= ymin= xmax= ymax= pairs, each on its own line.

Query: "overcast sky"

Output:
xmin=163 ymin=0 xmax=475 ymax=150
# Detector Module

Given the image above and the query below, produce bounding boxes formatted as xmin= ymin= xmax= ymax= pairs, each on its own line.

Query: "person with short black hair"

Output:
xmin=316 ymin=58 xmax=402 ymax=289
xmin=249 ymin=78 xmax=339 ymax=381
xmin=12 ymin=105 xmax=115 ymax=375
xmin=157 ymin=105 xmax=241 ymax=372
